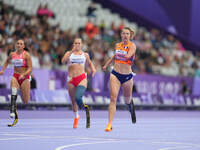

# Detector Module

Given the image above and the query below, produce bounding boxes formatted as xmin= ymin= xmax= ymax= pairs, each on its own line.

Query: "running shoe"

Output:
xmin=73 ymin=115 xmax=80 ymax=129
xmin=105 ymin=123 xmax=112 ymax=132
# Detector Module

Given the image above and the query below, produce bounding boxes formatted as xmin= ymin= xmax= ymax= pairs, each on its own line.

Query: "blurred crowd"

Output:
xmin=0 ymin=1 xmax=200 ymax=77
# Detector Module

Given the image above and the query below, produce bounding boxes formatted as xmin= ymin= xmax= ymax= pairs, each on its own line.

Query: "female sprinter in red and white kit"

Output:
xmin=0 ymin=39 xmax=32 ymax=126
xmin=62 ymin=38 xmax=96 ymax=128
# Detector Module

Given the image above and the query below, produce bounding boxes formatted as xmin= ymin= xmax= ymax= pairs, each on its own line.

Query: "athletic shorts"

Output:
xmin=68 ymin=73 xmax=87 ymax=87
xmin=13 ymin=73 xmax=30 ymax=86
xmin=111 ymin=70 xmax=133 ymax=84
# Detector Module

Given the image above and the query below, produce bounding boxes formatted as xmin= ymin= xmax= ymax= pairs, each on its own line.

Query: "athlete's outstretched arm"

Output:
xmin=0 ymin=53 xmax=12 ymax=75
xmin=85 ymin=53 xmax=96 ymax=77
xmin=125 ymin=44 xmax=136 ymax=59
xmin=19 ymin=52 xmax=32 ymax=79
xmin=61 ymin=51 xmax=73 ymax=64
xmin=102 ymin=55 xmax=115 ymax=71
xmin=61 ymin=51 xmax=69 ymax=64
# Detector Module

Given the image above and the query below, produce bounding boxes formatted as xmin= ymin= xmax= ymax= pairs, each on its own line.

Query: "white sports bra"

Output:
xmin=69 ymin=52 xmax=86 ymax=66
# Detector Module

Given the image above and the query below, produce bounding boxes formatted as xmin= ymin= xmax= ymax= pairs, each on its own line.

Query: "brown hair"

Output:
xmin=122 ymin=27 xmax=134 ymax=39
xmin=24 ymin=47 xmax=29 ymax=52
xmin=18 ymin=39 xmax=29 ymax=51
xmin=74 ymin=38 xmax=82 ymax=43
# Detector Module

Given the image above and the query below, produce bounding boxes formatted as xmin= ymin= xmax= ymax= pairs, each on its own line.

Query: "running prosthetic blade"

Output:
xmin=10 ymin=97 xmax=16 ymax=118
xmin=84 ymin=105 xmax=90 ymax=128
xmin=8 ymin=111 xmax=18 ymax=127
xmin=130 ymin=100 xmax=136 ymax=124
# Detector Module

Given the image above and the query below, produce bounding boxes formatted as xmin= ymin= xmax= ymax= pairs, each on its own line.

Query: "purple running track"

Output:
xmin=0 ymin=110 xmax=200 ymax=150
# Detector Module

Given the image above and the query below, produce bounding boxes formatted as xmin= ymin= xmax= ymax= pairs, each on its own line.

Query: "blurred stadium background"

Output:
xmin=0 ymin=0 xmax=200 ymax=110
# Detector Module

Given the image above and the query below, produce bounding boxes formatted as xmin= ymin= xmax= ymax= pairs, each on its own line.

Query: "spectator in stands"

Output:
xmin=0 ymin=47 xmax=8 ymax=66
xmin=30 ymin=74 xmax=37 ymax=89
xmin=119 ymin=19 xmax=125 ymax=30
xmin=195 ymin=67 xmax=200 ymax=77
xmin=30 ymin=48 xmax=40 ymax=68
xmin=86 ymin=2 xmax=97 ymax=18
xmin=132 ymin=84 xmax=137 ymax=93
xmin=42 ymin=51 xmax=52 ymax=69
xmin=85 ymin=19 xmax=94 ymax=38
xmin=85 ymin=20 xmax=99 ymax=39
xmin=175 ymin=40 xmax=185 ymax=51
xmin=179 ymin=80 xmax=190 ymax=95
xmin=37 ymin=3 xmax=55 ymax=24
xmin=99 ymin=20 xmax=106 ymax=36
xmin=37 ymin=4 xmax=55 ymax=18
xmin=193 ymin=57 xmax=200 ymax=77
xmin=0 ymin=1 xmax=199 ymax=78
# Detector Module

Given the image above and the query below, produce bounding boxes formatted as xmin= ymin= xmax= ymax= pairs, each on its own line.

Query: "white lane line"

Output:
xmin=0 ymin=133 xmax=120 ymax=142
xmin=55 ymin=141 xmax=120 ymax=150
xmin=0 ymin=137 xmax=39 ymax=141
xmin=152 ymin=141 xmax=200 ymax=147
xmin=10 ymin=134 xmax=121 ymax=141
xmin=157 ymin=146 xmax=191 ymax=150
xmin=1 ymin=133 xmax=200 ymax=150
xmin=55 ymin=140 xmax=200 ymax=150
